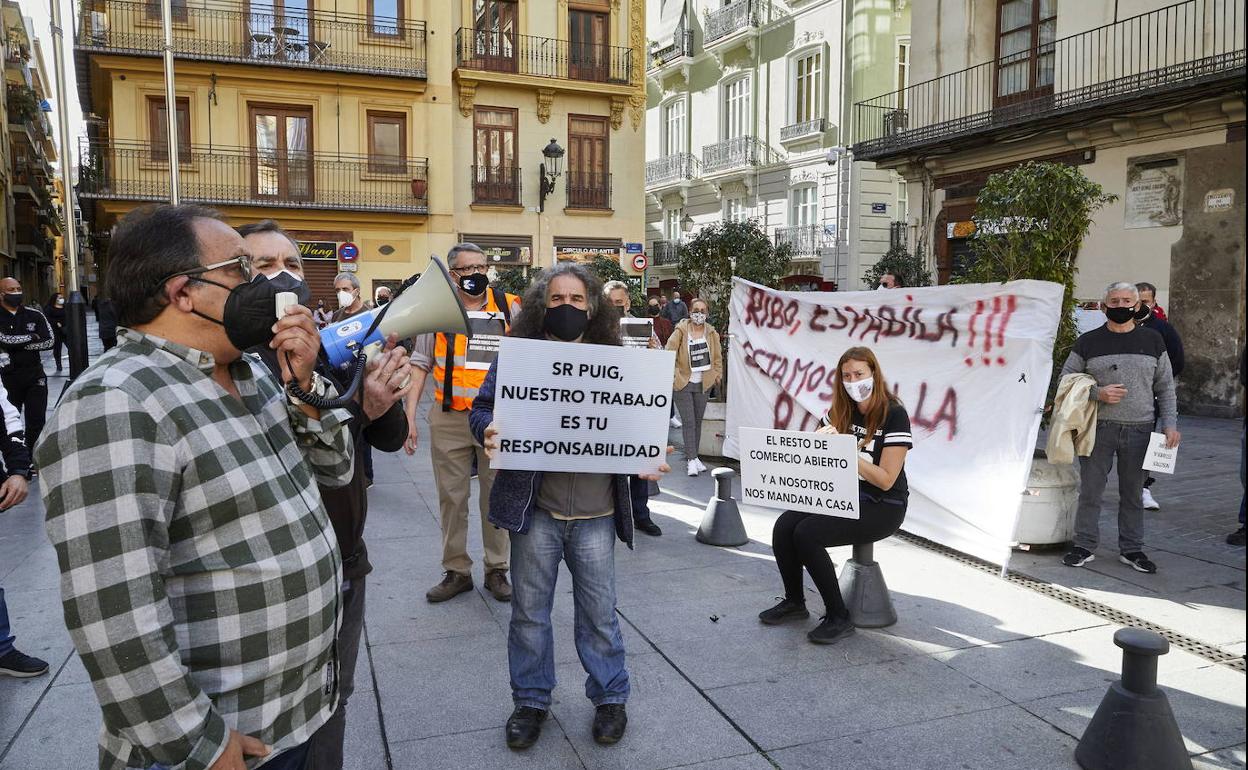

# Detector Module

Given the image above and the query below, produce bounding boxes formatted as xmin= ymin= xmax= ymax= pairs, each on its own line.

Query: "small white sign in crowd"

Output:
xmin=492 ymin=337 xmax=676 ymax=475
xmin=739 ymin=428 xmax=861 ymax=519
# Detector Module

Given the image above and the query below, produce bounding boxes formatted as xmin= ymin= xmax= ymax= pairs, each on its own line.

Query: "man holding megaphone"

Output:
xmin=406 ymin=243 xmax=522 ymax=604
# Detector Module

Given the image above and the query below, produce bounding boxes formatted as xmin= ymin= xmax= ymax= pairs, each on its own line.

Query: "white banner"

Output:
xmin=493 ymin=337 xmax=676 ymax=475
xmin=726 ymin=279 xmax=1064 ymax=566
xmin=740 ymin=428 xmax=860 ymax=518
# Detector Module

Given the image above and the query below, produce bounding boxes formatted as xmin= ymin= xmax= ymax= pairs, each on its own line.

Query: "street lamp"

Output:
xmin=538 ymin=138 xmax=564 ymax=213
xmin=680 ymin=212 xmax=694 ymax=234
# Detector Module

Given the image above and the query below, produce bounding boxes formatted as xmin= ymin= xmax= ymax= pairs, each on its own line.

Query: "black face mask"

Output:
xmin=191 ymin=273 xmax=286 ymax=351
xmin=377 ymin=296 xmax=390 ymax=306
xmin=459 ymin=273 xmax=489 ymax=297
xmin=647 ymin=305 xmax=660 ymax=317
xmin=544 ymin=303 xmax=590 ymax=342
xmin=3 ymin=292 xmax=23 ymax=308
xmin=1133 ymin=304 xmax=1152 ymax=322
xmin=1105 ymin=306 xmax=1137 ymax=325
xmin=265 ymin=269 xmax=312 ymax=306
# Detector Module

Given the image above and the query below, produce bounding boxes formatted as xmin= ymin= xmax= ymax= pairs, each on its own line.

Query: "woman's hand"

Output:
xmin=483 ymin=422 xmax=500 ymax=460
xmin=637 ymin=446 xmax=676 ymax=481
xmin=816 ymin=425 xmax=838 ymax=435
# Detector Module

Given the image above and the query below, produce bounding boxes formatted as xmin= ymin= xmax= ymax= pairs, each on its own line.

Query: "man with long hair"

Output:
xmin=469 ymin=263 xmax=669 ymax=751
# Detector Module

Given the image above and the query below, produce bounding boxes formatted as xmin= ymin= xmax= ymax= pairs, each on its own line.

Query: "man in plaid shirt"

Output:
xmin=36 ymin=204 xmax=354 ymax=770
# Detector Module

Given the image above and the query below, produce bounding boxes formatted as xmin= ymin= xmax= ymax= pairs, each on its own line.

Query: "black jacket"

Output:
xmin=0 ymin=380 xmax=31 ymax=480
xmin=96 ymin=299 xmax=119 ymax=339
xmin=0 ymin=305 xmax=54 ymax=375
xmin=254 ymin=347 xmax=408 ymax=580
xmin=1140 ymin=315 xmax=1185 ymax=377
xmin=44 ymin=304 xmax=66 ymax=335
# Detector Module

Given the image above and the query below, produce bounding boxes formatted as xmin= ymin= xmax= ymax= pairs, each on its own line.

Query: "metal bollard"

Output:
xmin=1075 ymin=628 xmax=1192 ymax=770
xmin=838 ymin=542 xmax=898 ymax=628
xmin=696 ymin=468 xmax=749 ymax=547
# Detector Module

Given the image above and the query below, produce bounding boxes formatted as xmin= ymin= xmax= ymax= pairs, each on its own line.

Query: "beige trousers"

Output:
xmin=428 ymin=406 xmax=509 ymax=575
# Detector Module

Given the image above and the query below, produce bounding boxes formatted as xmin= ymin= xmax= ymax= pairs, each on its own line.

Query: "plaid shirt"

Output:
xmin=35 ymin=329 xmax=354 ymax=770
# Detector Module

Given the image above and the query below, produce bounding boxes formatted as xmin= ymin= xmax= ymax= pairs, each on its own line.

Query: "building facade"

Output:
xmin=643 ymin=0 xmax=910 ymax=295
xmin=852 ymin=0 xmax=1245 ymax=415
xmin=76 ymin=0 xmax=646 ymax=304
xmin=4 ymin=6 xmax=63 ymax=302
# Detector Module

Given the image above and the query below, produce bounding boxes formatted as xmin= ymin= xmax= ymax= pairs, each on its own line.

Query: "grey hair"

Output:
xmin=602 ymin=280 xmax=629 ymax=297
xmin=334 ymin=272 xmax=361 ymax=290
xmin=1104 ymin=281 xmax=1139 ymax=301
xmin=447 ymin=242 xmax=484 ymax=268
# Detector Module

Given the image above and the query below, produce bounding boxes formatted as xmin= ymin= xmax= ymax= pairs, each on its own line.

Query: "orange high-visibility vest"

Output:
xmin=433 ymin=289 xmax=518 ymax=411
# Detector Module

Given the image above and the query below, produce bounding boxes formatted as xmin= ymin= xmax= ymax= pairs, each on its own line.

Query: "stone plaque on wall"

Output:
xmin=1125 ymin=155 xmax=1184 ymax=229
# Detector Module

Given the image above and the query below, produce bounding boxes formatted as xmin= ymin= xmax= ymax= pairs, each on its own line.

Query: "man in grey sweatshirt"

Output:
xmin=1059 ymin=282 xmax=1180 ymax=574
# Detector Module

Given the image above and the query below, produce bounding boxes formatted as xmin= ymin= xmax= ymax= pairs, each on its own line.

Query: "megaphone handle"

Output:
xmin=285 ymin=350 xmax=368 ymax=410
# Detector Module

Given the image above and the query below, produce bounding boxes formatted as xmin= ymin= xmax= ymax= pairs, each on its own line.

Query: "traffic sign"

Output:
xmin=339 ymin=242 xmax=360 ymax=261
xmin=631 ymin=254 xmax=648 ymax=271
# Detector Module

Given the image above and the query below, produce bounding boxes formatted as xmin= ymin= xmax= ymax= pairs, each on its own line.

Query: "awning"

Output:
xmin=648 ymin=0 xmax=686 ymax=46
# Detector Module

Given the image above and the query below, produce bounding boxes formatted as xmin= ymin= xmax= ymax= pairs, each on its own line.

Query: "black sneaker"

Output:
xmin=1119 ymin=551 xmax=1158 ymax=574
xmin=0 ymin=649 xmax=50 ymax=678
xmin=807 ymin=614 xmax=855 ymax=645
xmin=1227 ymin=527 xmax=1246 ymax=547
xmin=758 ymin=598 xmax=810 ymax=626
xmin=1062 ymin=547 xmax=1095 ymax=567
xmin=505 ymin=706 xmax=547 ymax=750
xmin=635 ymin=519 xmax=663 ymax=537
xmin=592 ymin=703 xmax=627 ymax=745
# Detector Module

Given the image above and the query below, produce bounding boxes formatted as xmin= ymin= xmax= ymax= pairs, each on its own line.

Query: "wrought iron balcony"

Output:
xmin=78 ymin=139 xmax=430 ymax=214
xmin=471 ymin=165 xmax=522 ymax=206
xmin=780 ymin=117 xmax=827 ymax=143
xmin=566 ymin=171 xmax=611 ymax=210
xmin=650 ymin=28 xmax=693 ymax=69
xmin=455 ymin=28 xmax=631 ymax=85
xmin=773 ymin=224 xmax=827 ymax=259
xmin=651 ymin=240 xmax=680 ymax=266
xmin=645 ymin=153 xmax=700 ymax=189
xmin=852 ymin=0 xmax=1245 ymax=161
xmin=76 ymin=0 xmax=428 ymax=79
xmin=702 ymin=136 xmax=779 ymax=175
xmin=705 ymin=0 xmax=761 ymax=45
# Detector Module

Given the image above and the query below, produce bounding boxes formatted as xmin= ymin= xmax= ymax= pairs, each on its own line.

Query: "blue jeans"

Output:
xmin=0 ymin=587 xmax=15 ymax=657
xmin=509 ymin=510 xmax=629 ymax=710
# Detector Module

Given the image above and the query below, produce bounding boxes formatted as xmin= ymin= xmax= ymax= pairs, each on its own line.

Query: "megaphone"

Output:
xmin=320 ymin=256 xmax=471 ymax=370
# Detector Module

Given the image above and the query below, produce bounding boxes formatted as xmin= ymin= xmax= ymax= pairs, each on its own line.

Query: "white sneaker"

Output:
xmin=670 ymin=415 xmax=683 ymax=429
xmin=687 ymin=460 xmax=699 ymax=476
xmin=1141 ymin=488 xmax=1160 ymax=510
xmin=693 ymin=458 xmax=708 ymax=473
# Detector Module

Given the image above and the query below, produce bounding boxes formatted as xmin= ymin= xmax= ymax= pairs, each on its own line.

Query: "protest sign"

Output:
xmin=1142 ymin=433 xmax=1177 ymax=474
xmin=726 ymin=278 xmax=1063 ymax=566
xmin=465 ymin=311 xmax=507 ymax=370
xmin=492 ymin=337 xmax=676 ymax=475
xmin=740 ymin=428 xmax=860 ymax=518
xmin=620 ymin=318 xmax=654 ymax=349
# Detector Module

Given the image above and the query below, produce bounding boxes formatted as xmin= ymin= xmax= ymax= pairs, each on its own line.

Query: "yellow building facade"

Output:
xmin=77 ymin=0 xmax=646 ymax=304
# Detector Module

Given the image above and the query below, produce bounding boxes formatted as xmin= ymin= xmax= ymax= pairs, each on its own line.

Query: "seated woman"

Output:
xmin=759 ymin=346 xmax=912 ymax=645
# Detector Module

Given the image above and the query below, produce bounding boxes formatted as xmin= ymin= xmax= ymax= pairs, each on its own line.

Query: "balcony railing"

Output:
xmin=706 ymin=0 xmax=761 ymax=45
xmin=651 ymin=28 xmax=693 ymax=68
xmin=455 ymin=28 xmax=631 ymax=85
xmin=566 ymin=171 xmax=611 ymax=210
xmin=774 ymin=224 xmax=826 ymax=259
xmin=852 ymin=0 xmax=1246 ymax=160
xmin=77 ymin=0 xmax=428 ymax=78
xmin=471 ymin=165 xmax=522 ymax=206
xmin=645 ymin=152 xmax=700 ymax=188
xmin=78 ymin=139 xmax=430 ymax=213
xmin=652 ymin=240 xmax=680 ymax=266
xmin=780 ymin=117 xmax=827 ymax=142
xmin=702 ymin=136 xmax=779 ymax=174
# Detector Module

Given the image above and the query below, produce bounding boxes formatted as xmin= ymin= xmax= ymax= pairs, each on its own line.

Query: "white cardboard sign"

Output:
xmin=739 ymin=428 xmax=860 ymax=518
xmin=492 ymin=336 xmax=676 ymax=475
xmin=1142 ymin=432 xmax=1178 ymax=475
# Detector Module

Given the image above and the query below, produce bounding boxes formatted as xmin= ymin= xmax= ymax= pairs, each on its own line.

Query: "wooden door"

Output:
xmin=569 ymin=10 xmax=609 ymax=81
xmin=568 ymin=115 xmax=609 ymax=208
xmin=473 ymin=0 xmax=518 ymax=73
xmin=250 ymin=104 xmax=313 ymax=201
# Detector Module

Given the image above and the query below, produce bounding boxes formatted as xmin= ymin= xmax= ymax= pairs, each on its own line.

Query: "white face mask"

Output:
xmin=336 ymin=290 xmax=355 ymax=308
xmin=877 ymin=283 xmax=888 ymax=291
xmin=843 ymin=376 xmax=874 ymax=403
xmin=690 ymin=312 xmax=707 ymax=326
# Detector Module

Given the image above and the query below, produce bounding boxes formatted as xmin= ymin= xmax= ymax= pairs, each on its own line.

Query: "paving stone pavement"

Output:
xmin=1 ymin=327 xmax=1243 ymax=769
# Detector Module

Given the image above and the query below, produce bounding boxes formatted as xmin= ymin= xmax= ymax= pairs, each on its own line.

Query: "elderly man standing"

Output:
xmin=36 ymin=204 xmax=354 ymax=770
xmin=239 ymin=219 xmax=411 ymax=770
xmin=332 ymin=272 xmax=368 ymax=321
xmin=1060 ymin=281 xmax=1180 ymax=575
xmin=405 ymin=243 xmax=520 ymax=603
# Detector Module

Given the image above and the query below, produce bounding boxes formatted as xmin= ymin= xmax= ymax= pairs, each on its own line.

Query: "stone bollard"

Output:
xmin=696 ymin=468 xmax=749 ymax=547
xmin=838 ymin=542 xmax=898 ymax=628
xmin=1075 ymin=628 xmax=1192 ymax=770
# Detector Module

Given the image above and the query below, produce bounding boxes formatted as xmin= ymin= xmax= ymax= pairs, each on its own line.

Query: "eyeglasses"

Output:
xmin=170 ymin=255 xmax=253 ymax=282
xmin=451 ymin=264 xmax=488 ymax=276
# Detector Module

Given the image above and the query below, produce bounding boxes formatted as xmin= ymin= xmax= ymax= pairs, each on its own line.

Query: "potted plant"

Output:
xmin=957 ymin=161 xmax=1116 ymax=547
xmin=410 ymin=176 xmax=427 ymax=199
